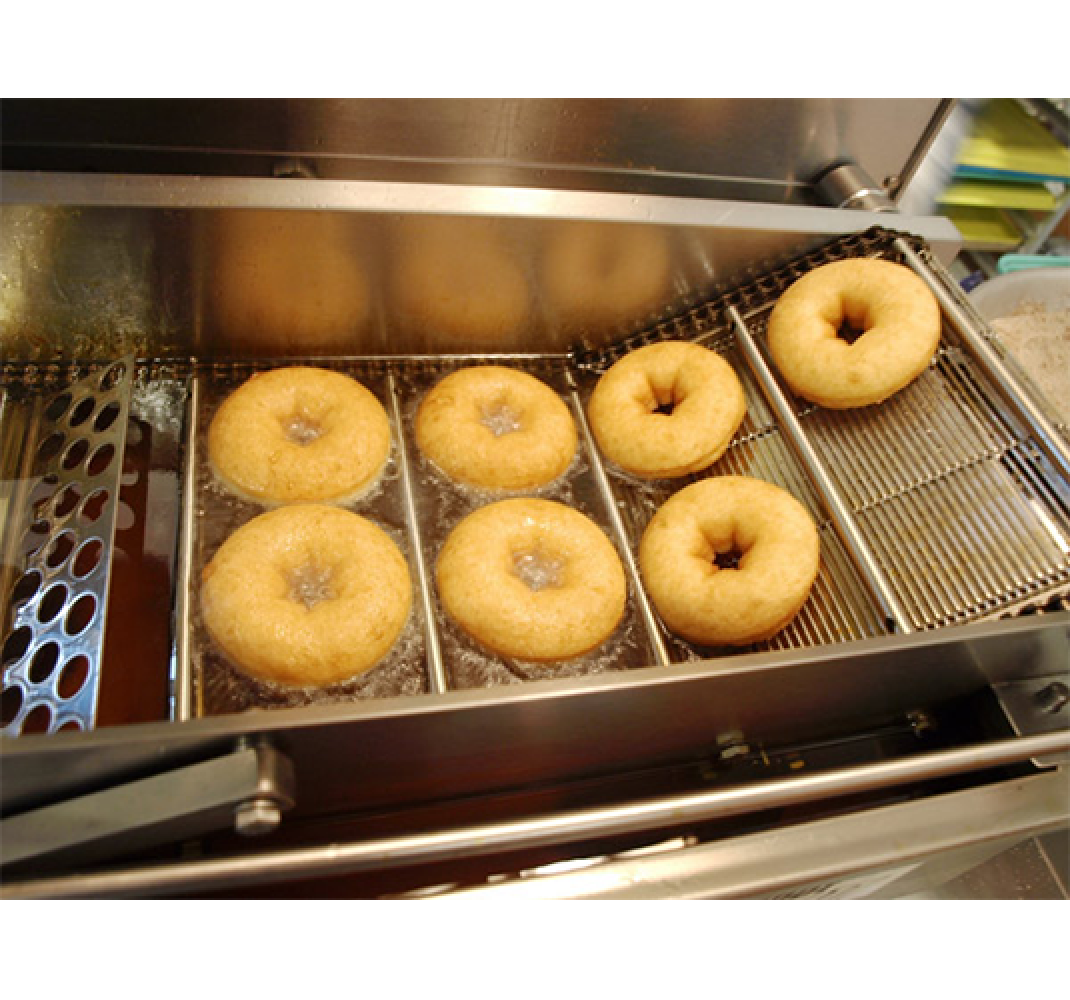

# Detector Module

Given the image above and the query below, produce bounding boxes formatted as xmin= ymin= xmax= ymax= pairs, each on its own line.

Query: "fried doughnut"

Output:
xmin=765 ymin=258 xmax=941 ymax=408
xmin=436 ymin=498 xmax=627 ymax=661
xmin=587 ymin=341 xmax=746 ymax=479
xmin=639 ymin=476 xmax=819 ymax=646
xmin=542 ymin=222 xmax=671 ymax=334
xmin=209 ymin=366 xmax=391 ymax=506
xmin=201 ymin=505 xmax=412 ymax=686
xmin=415 ymin=366 xmax=577 ymax=491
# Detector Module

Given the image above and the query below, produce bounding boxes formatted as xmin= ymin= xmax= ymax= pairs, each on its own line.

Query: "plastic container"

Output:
xmin=969 ymin=266 xmax=1070 ymax=321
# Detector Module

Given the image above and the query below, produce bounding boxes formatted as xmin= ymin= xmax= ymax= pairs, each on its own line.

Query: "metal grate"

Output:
xmin=1 ymin=359 xmax=133 ymax=735
xmin=575 ymin=226 xmax=1070 ymax=642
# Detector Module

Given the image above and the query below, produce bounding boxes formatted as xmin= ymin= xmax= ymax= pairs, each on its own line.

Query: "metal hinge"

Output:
xmin=0 ymin=740 xmax=295 ymax=873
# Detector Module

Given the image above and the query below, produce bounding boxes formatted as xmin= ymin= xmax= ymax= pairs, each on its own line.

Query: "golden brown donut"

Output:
xmin=587 ymin=341 xmax=746 ymax=479
xmin=209 ymin=366 xmax=391 ymax=506
xmin=415 ymin=366 xmax=577 ymax=491
xmin=436 ymin=498 xmax=627 ymax=661
xmin=201 ymin=505 xmax=412 ymax=686
xmin=765 ymin=258 xmax=942 ymax=408
xmin=639 ymin=476 xmax=819 ymax=646
xmin=541 ymin=221 xmax=671 ymax=334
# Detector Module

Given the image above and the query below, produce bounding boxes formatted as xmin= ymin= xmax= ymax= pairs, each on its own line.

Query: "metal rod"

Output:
xmin=5 ymin=728 xmax=1067 ymax=900
xmin=386 ymin=374 xmax=448 ymax=695
xmin=895 ymin=237 xmax=1070 ymax=485
xmin=727 ymin=305 xmax=915 ymax=634
xmin=171 ymin=373 xmax=200 ymax=723
xmin=566 ymin=384 xmax=672 ymax=668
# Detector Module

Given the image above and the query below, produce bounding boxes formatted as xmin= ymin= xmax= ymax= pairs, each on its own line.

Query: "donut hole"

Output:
xmin=713 ymin=547 xmax=744 ymax=571
xmin=479 ymin=399 xmax=523 ymax=437
xmin=281 ymin=412 xmax=324 ymax=446
xmin=287 ymin=563 xmax=335 ymax=609
xmin=646 ymin=379 xmax=682 ymax=417
xmin=707 ymin=531 xmax=750 ymax=572
xmin=835 ymin=298 xmax=872 ymax=345
xmin=836 ymin=319 xmax=867 ymax=345
xmin=511 ymin=547 xmax=566 ymax=592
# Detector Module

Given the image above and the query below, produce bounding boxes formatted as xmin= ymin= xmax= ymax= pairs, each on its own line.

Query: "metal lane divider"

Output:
xmin=726 ymin=305 xmax=916 ymax=635
xmin=386 ymin=372 xmax=449 ymax=695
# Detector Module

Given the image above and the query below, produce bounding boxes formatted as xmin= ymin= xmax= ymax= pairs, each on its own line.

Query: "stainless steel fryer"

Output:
xmin=2 ymin=99 xmax=1068 ymax=899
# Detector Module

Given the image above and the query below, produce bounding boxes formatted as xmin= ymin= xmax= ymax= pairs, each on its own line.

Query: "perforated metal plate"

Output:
xmin=1 ymin=359 xmax=133 ymax=735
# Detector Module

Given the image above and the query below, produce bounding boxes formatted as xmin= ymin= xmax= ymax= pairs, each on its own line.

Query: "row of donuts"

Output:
xmin=200 ymin=350 xmax=799 ymax=688
xmin=200 ymin=257 xmax=944 ymax=689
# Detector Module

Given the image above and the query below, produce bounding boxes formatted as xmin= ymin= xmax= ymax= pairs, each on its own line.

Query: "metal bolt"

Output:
xmin=234 ymin=798 xmax=282 ymax=837
xmin=1035 ymin=681 xmax=1070 ymax=715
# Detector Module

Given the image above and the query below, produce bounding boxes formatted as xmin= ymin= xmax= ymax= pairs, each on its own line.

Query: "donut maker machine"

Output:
xmin=2 ymin=99 xmax=1069 ymax=899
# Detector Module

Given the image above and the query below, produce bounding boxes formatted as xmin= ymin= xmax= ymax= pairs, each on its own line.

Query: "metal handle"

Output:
xmin=3 ymin=729 xmax=1066 ymax=899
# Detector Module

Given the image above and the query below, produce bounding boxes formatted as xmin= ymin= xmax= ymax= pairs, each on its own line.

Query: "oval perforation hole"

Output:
xmin=28 ymin=641 xmax=61 ymax=684
xmin=37 ymin=431 xmax=66 ymax=465
xmin=37 ymin=582 xmax=69 ymax=624
xmin=98 ymin=362 xmax=127 ymax=392
xmin=80 ymin=489 xmax=109 ymax=523
xmin=57 ymin=718 xmax=84 ymax=732
xmin=21 ymin=703 xmax=53 ymax=734
xmin=2 ymin=625 xmax=33 ymax=666
xmin=64 ymin=595 xmax=97 ymax=636
xmin=68 ymin=396 xmax=96 ymax=428
xmin=54 ymin=484 xmax=83 ymax=518
xmin=94 ymin=401 xmax=121 ymax=433
xmin=29 ymin=475 xmax=60 ymax=514
xmin=88 ymin=443 xmax=116 ymax=478
xmin=22 ymin=520 xmax=51 ymax=557
xmin=1 ymin=684 xmax=25 ymax=728
xmin=45 ymin=393 xmax=73 ymax=421
xmin=62 ymin=437 xmax=90 ymax=471
xmin=10 ymin=569 xmax=43 ymax=606
xmin=46 ymin=531 xmax=77 ymax=569
xmin=72 ymin=538 xmax=103 ymax=578
xmin=58 ymin=655 xmax=90 ymax=699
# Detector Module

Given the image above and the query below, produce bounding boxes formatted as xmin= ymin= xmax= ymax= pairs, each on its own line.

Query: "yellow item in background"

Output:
xmin=943 ymin=205 xmax=1023 ymax=249
xmin=939 ymin=178 xmax=1057 ymax=212
xmin=956 ymin=99 xmax=1070 ymax=181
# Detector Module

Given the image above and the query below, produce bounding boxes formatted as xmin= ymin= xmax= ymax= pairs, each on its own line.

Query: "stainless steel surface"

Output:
xmin=727 ymin=303 xmax=914 ymax=634
xmin=429 ymin=768 xmax=1069 ymax=900
xmin=813 ymin=161 xmax=897 ymax=213
xmin=0 ymin=171 xmax=962 ymax=363
xmin=3 ymin=732 xmax=1066 ymax=899
xmin=0 ymin=742 xmax=294 ymax=871
xmin=3 ymin=611 xmax=1066 ymax=819
xmin=386 ymin=373 xmax=447 ymax=695
xmin=1 ymin=360 xmax=133 ymax=734
xmin=171 ymin=373 xmax=199 ymax=722
xmin=993 ymin=672 xmax=1070 ymax=766
xmin=0 ymin=99 xmax=950 ymax=204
